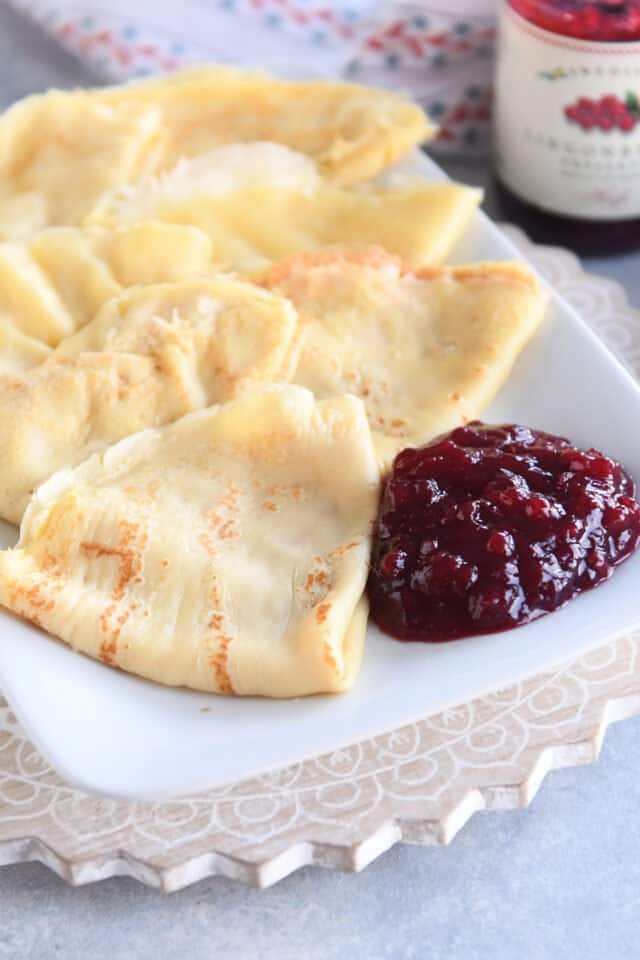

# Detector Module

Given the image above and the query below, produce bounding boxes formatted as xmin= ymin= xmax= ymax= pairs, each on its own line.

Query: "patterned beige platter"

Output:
xmin=0 ymin=226 xmax=639 ymax=891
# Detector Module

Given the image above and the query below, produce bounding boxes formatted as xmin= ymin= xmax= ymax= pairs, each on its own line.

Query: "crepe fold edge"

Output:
xmin=0 ymin=387 xmax=380 ymax=698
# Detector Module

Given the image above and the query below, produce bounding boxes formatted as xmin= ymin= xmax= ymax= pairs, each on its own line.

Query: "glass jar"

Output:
xmin=493 ymin=0 xmax=640 ymax=253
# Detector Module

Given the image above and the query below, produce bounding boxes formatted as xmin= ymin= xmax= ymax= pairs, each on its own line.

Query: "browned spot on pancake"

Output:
xmin=5 ymin=574 xmax=62 ymax=630
xmin=263 ymin=501 xmax=278 ymax=512
xmin=297 ymin=557 xmax=332 ymax=609
xmin=450 ymin=392 xmax=461 ymax=403
xmin=329 ymin=540 xmax=360 ymax=559
xmin=265 ymin=483 xmax=306 ymax=504
xmin=316 ymin=602 xmax=331 ymax=624
xmin=161 ymin=559 xmax=169 ymax=568
xmin=305 ymin=569 xmax=330 ymax=591
xmin=198 ymin=529 xmax=217 ymax=557
xmin=217 ymin=519 xmax=239 ymax=540
xmin=199 ymin=517 xmax=235 ymax=694
xmin=208 ymin=631 xmax=234 ymax=695
xmin=11 ymin=582 xmax=56 ymax=613
xmin=219 ymin=483 xmax=241 ymax=508
xmin=208 ymin=575 xmax=222 ymax=608
xmin=82 ymin=517 xmax=149 ymax=666
xmin=391 ymin=418 xmax=407 ymax=428
xmin=202 ymin=483 xmax=243 ymax=545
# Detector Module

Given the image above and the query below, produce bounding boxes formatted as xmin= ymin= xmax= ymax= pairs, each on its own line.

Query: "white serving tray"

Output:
xmin=1 ymin=152 xmax=640 ymax=800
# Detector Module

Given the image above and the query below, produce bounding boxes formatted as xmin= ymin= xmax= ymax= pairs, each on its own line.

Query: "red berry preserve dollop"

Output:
xmin=368 ymin=422 xmax=640 ymax=641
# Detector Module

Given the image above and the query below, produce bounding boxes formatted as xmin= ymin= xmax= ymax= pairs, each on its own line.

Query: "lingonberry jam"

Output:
xmin=494 ymin=0 xmax=640 ymax=253
xmin=368 ymin=422 xmax=640 ymax=641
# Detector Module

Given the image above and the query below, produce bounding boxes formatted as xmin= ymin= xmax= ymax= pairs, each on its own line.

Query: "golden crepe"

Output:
xmin=0 ymin=67 xmax=433 ymax=239
xmin=95 ymin=65 xmax=435 ymax=185
xmin=0 ymin=278 xmax=297 ymax=524
xmin=262 ymin=247 xmax=548 ymax=462
xmin=0 ymin=95 xmax=161 ymax=237
xmin=0 ymin=386 xmax=379 ymax=697
xmin=0 ymin=222 xmax=213 ymax=352
xmin=89 ymin=143 xmax=481 ymax=273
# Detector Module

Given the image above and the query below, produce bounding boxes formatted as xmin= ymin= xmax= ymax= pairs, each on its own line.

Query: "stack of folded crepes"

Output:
xmin=0 ymin=67 xmax=548 ymax=697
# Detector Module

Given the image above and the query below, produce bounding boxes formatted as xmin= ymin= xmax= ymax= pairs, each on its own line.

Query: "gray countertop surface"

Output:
xmin=1 ymin=4 xmax=640 ymax=958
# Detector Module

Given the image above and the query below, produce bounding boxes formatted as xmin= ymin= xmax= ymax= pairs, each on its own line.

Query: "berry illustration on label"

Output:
xmin=564 ymin=93 xmax=640 ymax=131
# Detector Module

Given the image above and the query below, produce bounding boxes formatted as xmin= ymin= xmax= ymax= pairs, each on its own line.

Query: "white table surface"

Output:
xmin=0 ymin=4 xmax=639 ymax=957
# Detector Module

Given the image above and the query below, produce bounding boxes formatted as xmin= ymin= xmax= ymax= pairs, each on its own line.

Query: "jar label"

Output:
xmin=495 ymin=3 xmax=640 ymax=220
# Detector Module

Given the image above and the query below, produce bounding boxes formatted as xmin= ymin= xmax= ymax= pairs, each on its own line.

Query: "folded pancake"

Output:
xmin=0 ymin=222 xmax=213 ymax=352
xmin=95 ymin=65 xmax=435 ymax=185
xmin=0 ymin=386 xmax=379 ymax=697
xmin=0 ymin=278 xmax=296 ymax=524
xmin=0 ymin=67 xmax=432 ymax=239
xmin=89 ymin=143 xmax=481 ymax=273
xmin=0 ymin=94 xmax=161 ymax=237
xmin=262 ymin=247 xmax=549 ymax=462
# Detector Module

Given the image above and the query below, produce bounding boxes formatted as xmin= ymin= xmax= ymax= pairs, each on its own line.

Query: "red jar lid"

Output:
xmin=508 ymin=0 xmax=640 ymax=41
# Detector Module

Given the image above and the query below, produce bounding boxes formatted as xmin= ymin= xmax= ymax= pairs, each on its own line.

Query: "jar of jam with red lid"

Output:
xmin=494 ymin=1 xmax=640 ymax=253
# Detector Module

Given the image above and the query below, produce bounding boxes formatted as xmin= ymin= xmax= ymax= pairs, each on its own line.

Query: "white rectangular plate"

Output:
xmin=1 ymin=151 xmax=640 ymax=800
